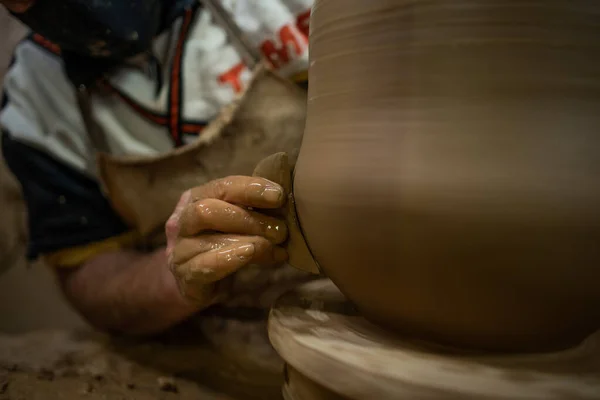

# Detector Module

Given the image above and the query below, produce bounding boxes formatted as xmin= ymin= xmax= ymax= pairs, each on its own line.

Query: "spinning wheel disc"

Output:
xmin=269 ymin=279 xmax=600 ymax=400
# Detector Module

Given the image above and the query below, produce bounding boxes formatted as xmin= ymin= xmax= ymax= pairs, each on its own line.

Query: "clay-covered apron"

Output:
xmin=75 ymin=1 xmax=319 ymax=397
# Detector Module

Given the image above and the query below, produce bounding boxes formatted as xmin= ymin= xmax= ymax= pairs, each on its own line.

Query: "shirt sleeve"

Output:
xmin=1 ymin=130 xmax=130 ymax=262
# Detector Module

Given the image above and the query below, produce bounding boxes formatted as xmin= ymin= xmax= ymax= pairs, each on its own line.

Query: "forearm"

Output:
xmin=56 ymin=248 xmax=201 ymax=335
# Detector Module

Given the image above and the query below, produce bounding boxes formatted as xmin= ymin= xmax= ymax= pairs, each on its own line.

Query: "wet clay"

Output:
xmin=293 ymin=0 xmax=600 ymax=352
xmin=253 ymin=152 xmax=320 ymax=274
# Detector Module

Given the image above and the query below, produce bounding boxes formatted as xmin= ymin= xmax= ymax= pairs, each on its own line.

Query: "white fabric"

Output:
xmin=0 ymin=0 xmax=312 ymax=178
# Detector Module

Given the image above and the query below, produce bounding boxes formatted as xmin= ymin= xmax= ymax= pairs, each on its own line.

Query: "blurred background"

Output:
xmin=0 ymin=8 xmax=86 ymax=333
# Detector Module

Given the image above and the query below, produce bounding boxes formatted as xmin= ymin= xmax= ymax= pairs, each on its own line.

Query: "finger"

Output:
xmin=191 ymin=176 xmax=285 ymax=209
xmin=171 ymin=234 xmax=259 ymax=265
xmin=178 ymin=198 xmax=288 ymax=243
xmin=172 ymin=238 xmax=288 ymax=288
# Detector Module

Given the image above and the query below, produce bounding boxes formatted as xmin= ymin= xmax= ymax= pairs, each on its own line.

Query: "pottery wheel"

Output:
xmin=268 ymin=279 xmax=600 ymax=400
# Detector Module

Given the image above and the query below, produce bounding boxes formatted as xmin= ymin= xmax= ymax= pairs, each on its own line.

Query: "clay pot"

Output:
xmin=293 ymin=0 xmax=600 ymax=352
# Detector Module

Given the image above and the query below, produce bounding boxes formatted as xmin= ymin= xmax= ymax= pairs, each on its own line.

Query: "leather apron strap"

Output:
xmin=199 ymin=0 xmax=262 ymax=68
xmin=76 ymin=85 xmax=111 ymax=155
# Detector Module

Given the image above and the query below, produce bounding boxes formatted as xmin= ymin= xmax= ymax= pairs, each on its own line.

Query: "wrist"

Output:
xmin=159 ymin=252 xmax=202 ymax=316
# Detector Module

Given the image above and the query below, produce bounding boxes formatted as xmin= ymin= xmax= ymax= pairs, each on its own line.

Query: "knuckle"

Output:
xmin=176 ymin=263 xmax=200 ymax=288
xmin=195 ymin=198 xmax=214 ymax=210
xmin=170 ymin=263 xmax=183 ymax=279
xmin=254 ymin=235 xmax=272 ymax=247
xmin=194 ymin=199 xmax=217 ymax=223
xmin=212 ymin=178 xmax=229 ymax=200
xmin=249 ymin=236 xmax=272 ymax=254
xmin=196 ymin=198 xmax=241 ymax=231
xmin=191 ymin=262 xmax=215 ymax=285
xmin=227 ymin=175 xmax=253 ymax=200
xmin=182 ymin=273 xmax=196 ymax=287
xmin=247 ymin=213 xmax=264 ymax=230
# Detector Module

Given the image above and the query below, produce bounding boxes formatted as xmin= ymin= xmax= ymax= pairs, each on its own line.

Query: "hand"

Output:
xmin=165 ymin=176 xmax=289 ymax=307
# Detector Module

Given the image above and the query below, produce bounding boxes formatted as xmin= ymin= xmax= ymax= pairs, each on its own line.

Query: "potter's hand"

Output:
xmin=165 ymin=176 xmax=289 ymax=306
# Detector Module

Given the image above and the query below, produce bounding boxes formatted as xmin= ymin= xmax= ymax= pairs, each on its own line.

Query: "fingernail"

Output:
xmin=273 ymin=247 xmax=288 ymax=263
xmin=235 ymin=243 xmax=255 ymax=260
xmin=262 ymin=186 xmax=283 ymax=203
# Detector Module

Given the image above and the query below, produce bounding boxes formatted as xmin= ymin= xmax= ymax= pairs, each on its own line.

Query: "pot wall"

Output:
xmin=293 ymin=0 xmax=600 ymax=351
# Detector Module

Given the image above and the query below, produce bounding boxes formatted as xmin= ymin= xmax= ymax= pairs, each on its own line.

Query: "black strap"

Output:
xmin=75 ymin=85 xmax=111 ymax=154
xmin=200 ymin=0 xmax=262 ymax=68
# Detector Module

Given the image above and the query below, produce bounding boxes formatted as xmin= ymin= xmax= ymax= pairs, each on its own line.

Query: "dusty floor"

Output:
xmin=0 ymin=369 xmax=227 ymax=400
xmin=0 ymin=325 xmax=284 ymax=400
xmin=0 ymin=261 xmax=88 ymax=334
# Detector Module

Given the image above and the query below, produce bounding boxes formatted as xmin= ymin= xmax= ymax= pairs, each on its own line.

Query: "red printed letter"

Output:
xmin=261 ymin=24 xmax=306 ymax=69
xmin=218 ymin=62 xmax=246 ymax=93
xmin=296 ymin=9 xmax=310 ymax=38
